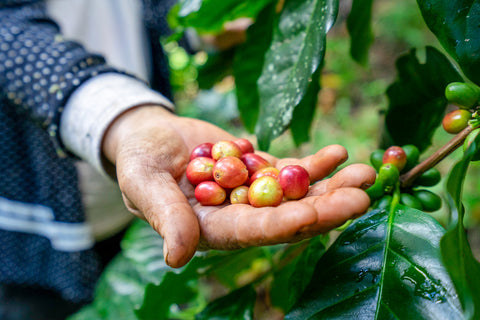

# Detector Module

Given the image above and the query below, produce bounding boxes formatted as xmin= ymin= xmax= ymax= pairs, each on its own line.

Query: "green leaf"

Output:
xmin=382 ymin=46 xmax=462 ymax=152
xmin=233 ymin=3 xmax=276 ymax=133
xmin=255 ymin=0 xmax=338 ymax=151
xmin=346 ymin=0 xmax=375 ymax=66
xmin=290 ymin=66 xmax=321 ymax=146
xmin=270 ymin=236 xmax=327 ymax=313
xmin=417 ymin=0 xmax=480 ymax=85
xmin=285 ymin=207 xmax=463 ymax=319
xmin=69 ymin=220 xmax=173 ymax=320
xmin=442 ymin=129 xmax=480 ymax=320
xmin=176 ymin=0 xmax=274 ymax=34
xmin=195 ymin=285 xmax=257 ymax=320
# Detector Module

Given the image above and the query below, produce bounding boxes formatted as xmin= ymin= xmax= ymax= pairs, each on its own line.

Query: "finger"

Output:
xmin=196 ymin=201 xmax=318 ymax=249
xmin=119 ymin=167 xmax=200 ymax=268
xmin=298 ymin=187 xmax=371 ymax=236
xmin=307 ymin=163 xmax=376 ymax=196
xmin=275 ymin=144 xmax=349 ymax=182
xmin=196 ymin=187 xmax=370 ymax=249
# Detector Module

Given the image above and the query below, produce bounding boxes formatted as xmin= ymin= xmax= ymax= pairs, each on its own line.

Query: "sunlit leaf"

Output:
xmin=176 ymin=0 xmax=274 ymax=33
xmin=286 ymin=207 xmax=463 ymax=319
xmin=255 ymin=0 xmax=337 ymax=150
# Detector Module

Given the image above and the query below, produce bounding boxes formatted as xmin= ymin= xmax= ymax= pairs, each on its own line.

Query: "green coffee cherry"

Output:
xmin=400 ymin=193 xmax=423 ymax=210
xmin=370 ymin=149 xmax=384 ymax=171
xmin=442 ymin=109 xmax=471 ymax=134
xmin=378 ymin=163 xmax=400 ymax=188
xmin=413 ymin=189 xmax=442 ymax=212
xmin=375 ymin=195 xmax=392 ymax=210
xmin=463 ymin=128 xmax=480 ymax=161
xmin=445 ymin=82 xmax=480 ymax=109
xmin=366 ymin=180 xmax=385 ymax=201
xmin=415 ymin=168 xmax=441 ymax=187
xmin=402 ymin=144 xmax=420 ymax=172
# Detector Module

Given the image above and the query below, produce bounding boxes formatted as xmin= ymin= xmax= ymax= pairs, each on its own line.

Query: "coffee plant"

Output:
xmin=70 ymin=0 xmax=480 ymax=319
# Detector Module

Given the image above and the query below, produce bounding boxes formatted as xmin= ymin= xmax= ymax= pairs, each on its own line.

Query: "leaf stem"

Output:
xmin=400 ymin=125 xmax=474 ymax=188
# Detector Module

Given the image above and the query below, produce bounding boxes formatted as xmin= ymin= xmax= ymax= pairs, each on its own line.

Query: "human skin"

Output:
xmin=102 ymin=106 xmax=376 ymax=268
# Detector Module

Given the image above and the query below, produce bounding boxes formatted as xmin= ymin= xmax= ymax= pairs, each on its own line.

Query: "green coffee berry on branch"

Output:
xmin=413 ymin=189 xmax=442 ymax=212
xmin=442 ymin=109 xmax=471 ymax=134
xmin=445 ymin=82 xmax=480 ymax=109
xmin=378 ymin=163 xmax=400 ymax=187
xmin=414 ymin=168 xmax=441 ymax=187
xmin=402 ymin=144 xmax=420 ymax=172
xmin=366 ymin=180 xmax=385 ymax=201
xmin=370 ymin=149 xmax=384 ymax=171
xmin=375 ymin=195 xmax=392 ymax=210
xmin=400 ymin=193 xmax=423 ymax=210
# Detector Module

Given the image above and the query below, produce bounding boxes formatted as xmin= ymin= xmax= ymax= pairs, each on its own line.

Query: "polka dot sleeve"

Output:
xmin=0 ymin=2 xmax=129 ymax=155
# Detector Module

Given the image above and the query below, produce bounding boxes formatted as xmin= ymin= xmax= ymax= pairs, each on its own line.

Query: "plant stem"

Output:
xmin=400 ymin=125 xmax=474 ymax=188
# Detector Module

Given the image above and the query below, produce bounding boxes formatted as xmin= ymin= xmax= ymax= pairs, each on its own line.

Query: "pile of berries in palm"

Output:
xmin=187 ymin=139 xmax=310 ymax=207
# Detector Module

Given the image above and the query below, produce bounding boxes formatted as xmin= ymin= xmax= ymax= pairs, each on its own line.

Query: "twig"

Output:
xmin=400 ymin=125 xmax=474 ymax=188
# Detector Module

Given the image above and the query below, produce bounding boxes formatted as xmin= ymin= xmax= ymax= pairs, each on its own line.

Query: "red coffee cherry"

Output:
xmin=186 ymin=157 xmax=216 ymax=185
xmin=278 ymin=165 xmax=310 ymax=200
xmin=442 ymin=109 xmax=471 ymax=134
xmin=213 ymin=156 xmax=249 ymax=189
xmin=248 ymin=176 xmax=283 ymax=207
xmin=382 ymin=146 xmax=407 ymax=171
xmin=195 ymin=181 xmax=226 ymax=206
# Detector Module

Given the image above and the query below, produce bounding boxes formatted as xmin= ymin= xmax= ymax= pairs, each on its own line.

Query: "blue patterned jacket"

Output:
xmin=0 ymin=0 xmax=174 ymax=303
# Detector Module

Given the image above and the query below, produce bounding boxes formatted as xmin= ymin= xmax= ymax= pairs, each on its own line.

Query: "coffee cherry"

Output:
xmin=278 ymin=165 xmax=310 ymax=200
xmin=442 ymin=109 xmax=471 ymax=134
xmin=415 ymin=168 xmax=441 ymax=187
xmin=370 ymin=149 xmax=385 ymax=171
xmin=233 ymin=138 xmax=255 ymax=154
xmin=378 ymin=163 xmax=400 ymax=188
xmin=400 ymin=193 xmax=423 ymax=210
xmin=190 ymin=142 xmax=213 ymax=161
xmin=240 ymin=153 xmax=272 ymax=176
xmin=249 ymin=167 xmax=280 ymax=185
xmin=186 ymin=157 xmax=216 ymax=185
xmin=211 ymin=140 xmax=243 ymax=160
xmin=383 ymin=146 xmax=407 ymax=171
xmin=195 ymin=181 xmax=226 ymax=206
xmin=248 ymin=176 xmax=283 ymax=207
xmin=445 ymin=82 xmax=480 ymax=109
xmin=375 ymin=195 xmax=393 ymax=210
xmin=230 ymin=186 xmax=250 ymax=204
xmin=402 ymin=144 xmax=420 ymax=172
xmin=413 ymin=189 xmax=442 ymax=212
xmin=213 ymin=156 xmax=249 ymax=189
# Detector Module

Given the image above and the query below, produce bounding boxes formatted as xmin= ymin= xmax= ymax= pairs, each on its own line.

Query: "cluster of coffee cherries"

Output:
xmin=187 ymin=139 xmax=310 ymax=207
xmin=367 ymin=145 xmax=442 ymax=212
xmin=442 ymin=82 xmax=480 ymax=134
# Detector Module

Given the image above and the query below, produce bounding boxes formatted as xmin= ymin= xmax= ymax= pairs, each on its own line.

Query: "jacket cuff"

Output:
xmin=59 ymin=73 xmax=174 ymax=178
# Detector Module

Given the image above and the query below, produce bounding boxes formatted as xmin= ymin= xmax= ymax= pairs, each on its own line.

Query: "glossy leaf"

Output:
xmin=195 ymin=285 xmax=257 ymax=320
xmin=270 ymin=236 xmax=327 ymax=313
xmin=290 ymin=66 xmax=321 ymax=146
xmin=255 ymin=0 xmax=338 ymax=150
xmin=285 ymin=207 xmax=463 ymax=320
xmin=233 ymin=3 xmax=276 ymax=133
xmin=175 ymin=0 xmax=274 ymax=33
xmin=417 ymin=0 xmax=480 ymax=85
xmin=382 ymin=46 xmax=462 ymax=152
xmin=442 ymin=129 xmax=480 ymax=320
xmin=346 ymin=0 xmax=375 ymax=66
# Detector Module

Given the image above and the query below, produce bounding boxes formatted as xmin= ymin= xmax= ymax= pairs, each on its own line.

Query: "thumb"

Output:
xmin=120 ymin=169 xmax=200 ymax=268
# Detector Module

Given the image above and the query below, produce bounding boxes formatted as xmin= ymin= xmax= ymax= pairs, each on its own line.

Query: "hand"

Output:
xmin=102 ymin=106 xmax=376 ymax=268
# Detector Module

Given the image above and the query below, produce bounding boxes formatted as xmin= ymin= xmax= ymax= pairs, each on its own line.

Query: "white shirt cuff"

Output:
xmin=59 ymin=73 xmax=174 ymax=178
